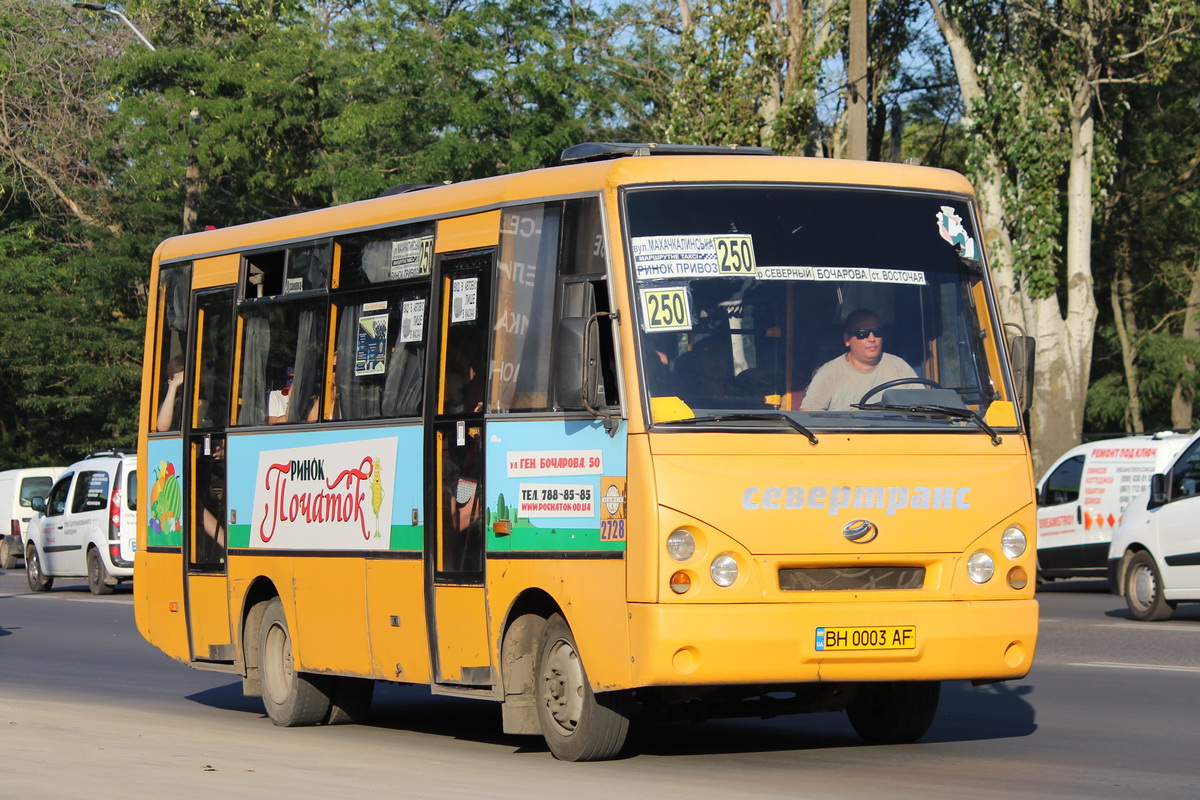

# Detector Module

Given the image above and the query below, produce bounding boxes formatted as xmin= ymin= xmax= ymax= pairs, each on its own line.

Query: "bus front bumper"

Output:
xmin=627 ymin=598 xmax=1038 ymax=688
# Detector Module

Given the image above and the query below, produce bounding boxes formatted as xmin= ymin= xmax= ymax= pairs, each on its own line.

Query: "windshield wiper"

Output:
xmin=852 ymin=402 xmax=1002 ymax=445
xmin=663 ymin=412 xmax=819 ymax=445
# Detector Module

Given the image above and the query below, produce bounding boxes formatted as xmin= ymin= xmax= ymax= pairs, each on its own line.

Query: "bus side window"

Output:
xmin=153 ymin=262 xmax=192 ymax=434
xmin=331 ymin=289 xmax=427 ymax=421
xmin=491 ymin=196 xmax=616 ymax=414
xmin=236 ymin=299 xmax=327 ymax=426
xmin=556 ymin=197 xmax=617 ymax=409
xmin=491 ymin=204 xmax=562 ymax=412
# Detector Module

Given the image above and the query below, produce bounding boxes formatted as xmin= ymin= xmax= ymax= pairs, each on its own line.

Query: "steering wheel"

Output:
xmin=858 ymin=377 xmax=942 ymax=406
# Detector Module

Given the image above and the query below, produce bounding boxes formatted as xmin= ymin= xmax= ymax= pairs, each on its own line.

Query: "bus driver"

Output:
xmin=802 ymin=309 xmax=916 ymax=411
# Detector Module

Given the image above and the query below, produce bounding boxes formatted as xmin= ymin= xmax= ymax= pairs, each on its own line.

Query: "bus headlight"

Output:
xmin=967 ymin=550 xmax=995 ymax=584
xmin=710 ymin=553 xmax=738 ymax=587
xmin=667 ymin=529 xmax=696 ymax=562
xmin=1001 ymin=525 xmax=1027 ymax=559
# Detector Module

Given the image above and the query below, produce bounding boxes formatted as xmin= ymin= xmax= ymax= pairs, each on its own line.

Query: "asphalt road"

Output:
xmin=2 ymin=569 xmax=1199 ymax=799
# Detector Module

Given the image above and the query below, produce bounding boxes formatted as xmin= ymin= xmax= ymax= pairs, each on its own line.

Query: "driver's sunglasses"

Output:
xmin=847 ymin=327 xmax=884 ymax=340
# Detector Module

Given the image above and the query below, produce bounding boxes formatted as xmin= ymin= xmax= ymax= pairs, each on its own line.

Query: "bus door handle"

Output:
xmin=1076 ymin=505 xmax=1081 ymax=524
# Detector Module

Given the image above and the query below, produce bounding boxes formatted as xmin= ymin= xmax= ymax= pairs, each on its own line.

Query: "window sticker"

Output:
xmin=451 ymin=277 xmax=478 ymax=323
xmin=640 ymin=286 xmax=692 ymax=332
xmin=355 ymin=313 xmax=389 ymax=376
xmin=400 ymin=298 xmax=425 ymax=343
xmin=631 ymin=234 xmax=756 ymax=280
xmin=755 ymin=265 xmax=927 ymax=285
xmin=389 ymin=235 xmax=435 ymax=280
xmin=936 ymin=206 xmax=977 ymax=259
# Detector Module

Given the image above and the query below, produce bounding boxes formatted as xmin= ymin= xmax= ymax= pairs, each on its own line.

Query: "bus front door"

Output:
xmin=185 ymin=289 xmax=235 ymax=663
xmin=427 ymin=251 xmax=493 ymax=687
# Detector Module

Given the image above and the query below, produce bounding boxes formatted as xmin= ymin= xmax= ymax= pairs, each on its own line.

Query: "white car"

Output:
xmin=1108 ymin=430 xmax=1200 ymax=620
xmin=1036 ymin=431 xmax=1191 ymax=582
xmin=25 ymin=450 xmax=137 ymax=595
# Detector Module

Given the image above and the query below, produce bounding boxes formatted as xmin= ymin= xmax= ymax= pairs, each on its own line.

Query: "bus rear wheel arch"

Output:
xmin=535 ymin=613 xmax=632 ymax=761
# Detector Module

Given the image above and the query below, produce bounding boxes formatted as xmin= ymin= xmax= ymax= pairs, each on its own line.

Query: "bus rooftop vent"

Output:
xmin=560 ymin=142 xmax=775 ymax=164
xmin=376 ymin=183 xmax=438 ymax=198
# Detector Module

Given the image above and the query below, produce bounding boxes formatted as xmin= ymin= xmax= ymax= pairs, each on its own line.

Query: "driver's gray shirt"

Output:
xmin=802 ymin=353 xmax=916 ymax=411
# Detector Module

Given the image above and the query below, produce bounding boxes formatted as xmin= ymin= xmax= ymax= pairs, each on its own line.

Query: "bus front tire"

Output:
xmin=87 ymin=548 xmax=114 ymax=595
xmin=25 ymin=545 xmax=51 ymax=592
xmin=258 ymin=598 xmax=332 ymax=726
xmin=847 ymin=681 xmax=940 ymax=745
xmin=535 ymin=613 xmax=631 ymax=761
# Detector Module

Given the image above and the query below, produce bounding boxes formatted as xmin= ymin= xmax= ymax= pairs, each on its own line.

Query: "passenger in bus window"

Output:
xmin=267 ymin=367 xmax=294 ymax=424
xmin=197 ymin=440 xmax=226 ymax=565
xmin=802 ymin=309 xmax=916 ymax=411
xmin=155 ymin=356 xmax=185 ymax=432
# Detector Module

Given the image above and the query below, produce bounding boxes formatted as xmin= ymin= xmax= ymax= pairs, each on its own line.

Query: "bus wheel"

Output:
xmin=847 ymin=681 xmax=940 ymax=745
xmin=0 ymin=537 xmax=17 ymax=570
xmin=258 ymin=598 xmax=331 ymax=726
xmin=25 ymin=545 xmax=52 ymax=592
xmin=327 ymin=677 xmax=374 ymax=725
xmin=1125 ymin=551 xmax=1176 ymax=621
xmin=535 ymin=613 xmax=631 ymax=761
xmin=87 ymin=548 xmax=114 ymax=595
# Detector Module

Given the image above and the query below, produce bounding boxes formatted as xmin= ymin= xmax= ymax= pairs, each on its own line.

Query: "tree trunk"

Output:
xmin=1110 ymin=263 xmax=1143 ymax=433
xmin=1028 ymin=91 xmax=1098 ymax=475
xmin=1171 ymin=259 xmax=1200 ymax=429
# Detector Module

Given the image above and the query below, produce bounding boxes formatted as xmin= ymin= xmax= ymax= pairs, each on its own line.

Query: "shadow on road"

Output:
xmin=185 ymin=677 xmax=1036 ymax=758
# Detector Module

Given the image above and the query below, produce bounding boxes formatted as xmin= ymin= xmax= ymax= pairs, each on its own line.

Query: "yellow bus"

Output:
xmin=135 ymin=142 xmax=1038 ymax=761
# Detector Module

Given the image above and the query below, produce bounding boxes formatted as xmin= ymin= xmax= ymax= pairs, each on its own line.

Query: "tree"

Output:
xmin=928 ymin=0 xmax=1195 ymax=472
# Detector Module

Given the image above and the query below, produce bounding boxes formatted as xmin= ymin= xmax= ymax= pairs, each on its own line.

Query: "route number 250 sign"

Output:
xmin=640 ymin=286 xmax=692 ymax=332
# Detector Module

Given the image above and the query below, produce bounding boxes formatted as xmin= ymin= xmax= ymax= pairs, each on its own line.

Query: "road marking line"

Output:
xmin=1095 ymin=622 xmax=1200 ymax=632
xmin=1069 ymin=661 xmax=1200 ymax=673
xmin=1 ymin=593 xmax=129 ymax=605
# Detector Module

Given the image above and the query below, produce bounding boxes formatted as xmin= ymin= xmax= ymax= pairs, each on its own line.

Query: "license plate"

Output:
xmin=815 ymin=626 xmax=916 ymax=651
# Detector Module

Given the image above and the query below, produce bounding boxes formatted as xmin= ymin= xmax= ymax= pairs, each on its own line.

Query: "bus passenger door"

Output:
xmin=427 ymin=251 xmax=494 ymax=686
xmin=185 ymin=289 xmax=236 ymax=663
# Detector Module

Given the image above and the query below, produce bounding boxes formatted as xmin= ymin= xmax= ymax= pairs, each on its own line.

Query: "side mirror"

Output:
xmin=1009 ymin=335 xmax=1035 ymax=410
xmin=1148 ymin=473 xmax=1166 ymax=510
xmin=554 ymin=316 xmax=597 ymax=410
xmin=31 ymin=496 xmax=46 ymax=513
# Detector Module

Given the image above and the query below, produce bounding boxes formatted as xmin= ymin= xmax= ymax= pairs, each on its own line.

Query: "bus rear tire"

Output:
xmin=258 ymin=598 xmax=331 ymax=726
xmin=847 ymin=681 xmax=940 ymax=744
xmin=535 ymin=613 xmax=631 ymax=761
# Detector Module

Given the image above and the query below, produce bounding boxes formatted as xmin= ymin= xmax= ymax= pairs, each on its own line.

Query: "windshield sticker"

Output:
xmin=936 ymin=206 xmax=977 ymax=259
xmin=639 ymin=286 xmax=693 ymax=332
xmin=755 ymin=265 xmax=927 ymax=285
xmin=632 ymin=234 xmax=756 ymax=279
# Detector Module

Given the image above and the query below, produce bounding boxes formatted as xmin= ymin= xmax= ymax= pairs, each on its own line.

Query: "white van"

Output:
xmin=0 ymin=467 xmax=66 ymax=569
xmin=1109 ymin=429 xmax=1200 ymax=620
xmin=1036 ymin=431 xmax=1191 ymax=582
xmin=24 ymin=450 xmax=137 ymax=595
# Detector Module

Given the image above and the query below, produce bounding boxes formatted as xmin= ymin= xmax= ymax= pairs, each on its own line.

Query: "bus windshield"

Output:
xmin=625 ymin=184 xmax=1004 ymax=431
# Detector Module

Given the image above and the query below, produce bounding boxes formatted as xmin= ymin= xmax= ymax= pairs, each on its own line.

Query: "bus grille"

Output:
xmin=778 ymin=566 xmax=925 ymax=591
